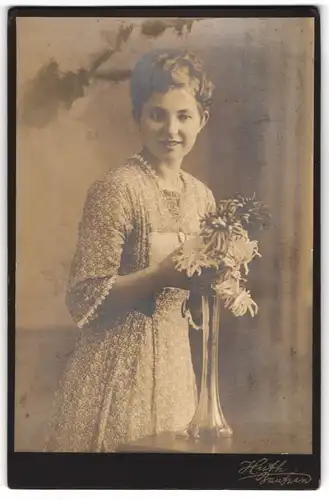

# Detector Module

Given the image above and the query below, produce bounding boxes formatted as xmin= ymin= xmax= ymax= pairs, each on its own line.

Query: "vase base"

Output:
xmin=176 ymin=424 xmax=233 ymax=441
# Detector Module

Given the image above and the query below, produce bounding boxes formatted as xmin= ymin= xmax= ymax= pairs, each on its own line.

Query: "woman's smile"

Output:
xmin=160 ymin=139 xmax=183 ymax=149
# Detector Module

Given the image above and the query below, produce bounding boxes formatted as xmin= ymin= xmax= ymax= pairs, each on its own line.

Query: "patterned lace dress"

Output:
xmin=44 ymin=155 xmax=215 ymax=452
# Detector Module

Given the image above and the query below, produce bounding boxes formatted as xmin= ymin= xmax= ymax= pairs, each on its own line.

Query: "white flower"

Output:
xmin=223 ymin=237 xmax=261 ymax=275
xmin=213 ymin=277 xmax=239 ymax=296
xmin=229 ymin=289 xmax=259 ymax=317
xmin=173 ymin=235 xmax=219 ymax=277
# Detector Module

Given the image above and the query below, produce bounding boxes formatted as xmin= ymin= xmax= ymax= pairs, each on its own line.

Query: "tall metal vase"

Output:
xmin=185 ymin=291 xmax=233 ymax=440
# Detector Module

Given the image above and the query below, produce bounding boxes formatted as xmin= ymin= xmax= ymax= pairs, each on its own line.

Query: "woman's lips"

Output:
xmin=160 ymin=140 xmax=182 ymax=147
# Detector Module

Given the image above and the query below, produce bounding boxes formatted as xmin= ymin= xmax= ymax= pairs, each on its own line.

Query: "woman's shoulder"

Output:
xmin=88 ymin=158 xmax=143 ymax=196
xmin=183 ymin=171 xmax=216 ymax=212
xmin=100 ymin=160 xmax=140 ymax=186
xmin=183 ymin=171 xmax=214 ymax=198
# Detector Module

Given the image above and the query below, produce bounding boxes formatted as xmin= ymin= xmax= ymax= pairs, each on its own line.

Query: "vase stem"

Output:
xmin=183 ymin=291 xmax=233 ymax=440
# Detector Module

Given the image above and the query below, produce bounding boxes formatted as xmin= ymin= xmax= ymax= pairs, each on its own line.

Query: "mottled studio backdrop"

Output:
xmin=15 ymin=17 xmax=314 ymax=451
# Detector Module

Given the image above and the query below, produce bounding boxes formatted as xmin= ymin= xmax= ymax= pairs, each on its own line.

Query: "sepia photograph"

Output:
xmin=9 ymin=6 xmax=320 ymax=488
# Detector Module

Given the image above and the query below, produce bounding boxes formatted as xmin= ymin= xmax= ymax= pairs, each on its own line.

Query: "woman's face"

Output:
xmin=137 ymin=87 xmax=208 ymax=163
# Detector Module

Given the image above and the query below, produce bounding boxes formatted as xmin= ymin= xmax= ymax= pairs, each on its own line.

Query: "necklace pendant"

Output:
xmin=178 ymin=231 xmax=186 ymax=244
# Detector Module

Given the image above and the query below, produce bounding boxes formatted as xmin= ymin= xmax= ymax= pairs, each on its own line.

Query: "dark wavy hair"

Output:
xmin=130 ymin=49 xmax=215 ymax=120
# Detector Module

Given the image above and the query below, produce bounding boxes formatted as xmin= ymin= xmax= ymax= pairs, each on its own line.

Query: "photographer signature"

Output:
xmin=238 ymin=458 xmax=312 ymax=486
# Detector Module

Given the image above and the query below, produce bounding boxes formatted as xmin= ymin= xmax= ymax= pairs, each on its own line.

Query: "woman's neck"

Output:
xmin=141 ymin=148 xmax=182 ymax=183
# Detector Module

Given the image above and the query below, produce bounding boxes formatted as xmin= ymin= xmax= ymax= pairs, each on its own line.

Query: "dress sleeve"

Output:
xmin=66 ymin=172 xmax=134 ymax=329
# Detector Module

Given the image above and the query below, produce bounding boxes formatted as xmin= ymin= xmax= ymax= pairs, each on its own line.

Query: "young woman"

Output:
xmin=44 ymin=48 xmax=218 ymax=452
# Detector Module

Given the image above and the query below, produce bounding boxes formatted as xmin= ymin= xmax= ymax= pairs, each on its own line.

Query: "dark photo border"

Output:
xmin=7 ymin=5 xmax=321 ymax=490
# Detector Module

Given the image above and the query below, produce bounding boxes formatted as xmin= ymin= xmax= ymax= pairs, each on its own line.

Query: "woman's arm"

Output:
xmin=67 ymin=173 xmax=193 ymax=327
xmin=67 ymin=172 xmax=220 ymax=328
xmin=100 ymin=246 xmax=219 ymax=316
xmin=101 ymin=263 xmax=165 ymax=314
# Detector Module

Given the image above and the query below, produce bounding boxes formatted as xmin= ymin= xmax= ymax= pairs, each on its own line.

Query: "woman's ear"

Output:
xmin=199 ymin=110 xmax=210 ymax=131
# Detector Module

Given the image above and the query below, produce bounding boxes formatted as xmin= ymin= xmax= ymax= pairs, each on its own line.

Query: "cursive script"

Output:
xmin=238 ymin=458 xmax=312 ymax=486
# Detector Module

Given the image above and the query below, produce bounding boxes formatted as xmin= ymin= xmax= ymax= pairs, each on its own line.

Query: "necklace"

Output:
xmin=134 ymin=153 xmax=184 ymax=194
xmin=133 ymin=153 xmax=187 ymax=244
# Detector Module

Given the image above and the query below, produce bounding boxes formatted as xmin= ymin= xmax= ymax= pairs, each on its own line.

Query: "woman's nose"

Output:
xmin=165 ymin=116 xmax=179 ymax=136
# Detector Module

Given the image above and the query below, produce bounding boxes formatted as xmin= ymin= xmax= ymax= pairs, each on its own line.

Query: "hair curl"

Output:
xmin=130 ymin=49 xmax=215 ymax=120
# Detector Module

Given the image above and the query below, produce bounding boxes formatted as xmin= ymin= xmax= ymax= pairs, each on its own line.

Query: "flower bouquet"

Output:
xmin=174 ymin=194 xmax=271 ymax=441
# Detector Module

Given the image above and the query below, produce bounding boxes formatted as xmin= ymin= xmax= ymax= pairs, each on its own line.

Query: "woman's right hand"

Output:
xmin=156 ymin=247 xmax=221 ymax=293
xmin=156 ymin=246 xmax=188 ymax=289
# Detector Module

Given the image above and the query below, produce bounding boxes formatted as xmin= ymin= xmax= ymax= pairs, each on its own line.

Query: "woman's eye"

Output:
xmin=178 ymin=114 xmax=192 ymax=122
xmin=150 ymin=110 xmax=164 ymax=122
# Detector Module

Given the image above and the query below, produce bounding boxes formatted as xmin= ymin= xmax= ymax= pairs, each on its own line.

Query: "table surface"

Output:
xmin=117 ymin=422 xmax=312 ymax=454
